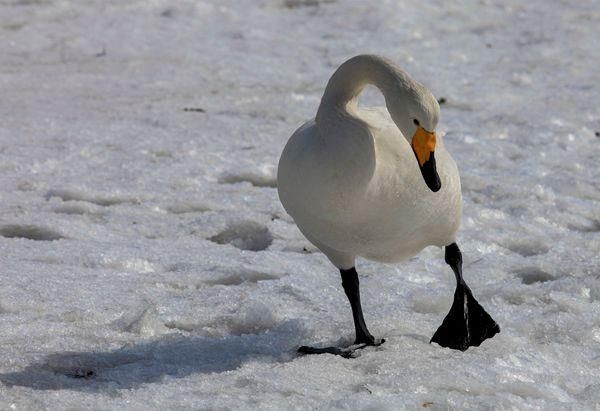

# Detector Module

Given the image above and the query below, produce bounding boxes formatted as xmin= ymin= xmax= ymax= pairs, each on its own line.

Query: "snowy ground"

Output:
xmin=1 ymin=0 xmax=599 ymax=409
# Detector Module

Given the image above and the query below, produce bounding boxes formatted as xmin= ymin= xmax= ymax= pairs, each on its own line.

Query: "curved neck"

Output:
xmin=316 ymin=55 xmax=413 ymax=122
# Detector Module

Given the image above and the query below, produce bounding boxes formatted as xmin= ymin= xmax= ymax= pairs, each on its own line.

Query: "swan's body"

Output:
xmin=278 ymin=106 xmax=461 ymax=268
xmin=277 ymin=55 xmax=499 ymax=354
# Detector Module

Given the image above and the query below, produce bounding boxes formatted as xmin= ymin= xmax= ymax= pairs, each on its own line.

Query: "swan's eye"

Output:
xmin=413 ymin=119 xmax=420 ymax=126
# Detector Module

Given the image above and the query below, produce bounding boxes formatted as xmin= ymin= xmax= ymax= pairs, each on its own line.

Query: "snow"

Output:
xmin=0 ymin=0 xmax=599 ymax=409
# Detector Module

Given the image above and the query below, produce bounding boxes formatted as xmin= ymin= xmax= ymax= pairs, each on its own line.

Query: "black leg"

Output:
xmin=430 ymin=243 xmax=500 ymax=351
xmin=340 ymin=267 xmax=381 ymax=345
xmin=298 ymin=266 xmax=384 ymax=358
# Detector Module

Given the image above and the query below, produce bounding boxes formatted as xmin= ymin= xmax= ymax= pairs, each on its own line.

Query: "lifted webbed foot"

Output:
xmin=431 ymin=243 xmax=500 ymax=351
xmin=430 ymin=282 xmax=500 ymax=350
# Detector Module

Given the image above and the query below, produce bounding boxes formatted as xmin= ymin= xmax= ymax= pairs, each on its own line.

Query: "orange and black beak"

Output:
xmin=411 ymin=126 xmax=441 ymax=192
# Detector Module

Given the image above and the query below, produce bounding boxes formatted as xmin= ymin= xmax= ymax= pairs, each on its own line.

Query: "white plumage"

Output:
xmin=277 ymin=55 xmax=499 ymax=355
xmin=278 ymin=55 xmax=461 ymax=269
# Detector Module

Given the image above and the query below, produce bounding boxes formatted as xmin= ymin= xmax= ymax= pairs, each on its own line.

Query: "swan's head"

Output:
xmin=388 ymin=84 xmax=441 ymax=192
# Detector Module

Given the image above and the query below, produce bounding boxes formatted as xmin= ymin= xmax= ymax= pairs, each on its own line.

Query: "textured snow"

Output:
xmin=0 ymin=0 xmax=599 ymax=409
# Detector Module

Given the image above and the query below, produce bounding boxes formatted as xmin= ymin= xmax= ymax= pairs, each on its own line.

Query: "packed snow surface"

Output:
xmin=1 ymin=0 xmax=599 ymax=409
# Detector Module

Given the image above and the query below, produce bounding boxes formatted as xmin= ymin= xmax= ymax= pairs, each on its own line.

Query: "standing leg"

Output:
xmin=430 ymin=243 xmax=500 ymax=350
xmin=340 ymin=267 xmax=382 ymax=345
xmin=298 ymin=266 xmax=384 ymax=357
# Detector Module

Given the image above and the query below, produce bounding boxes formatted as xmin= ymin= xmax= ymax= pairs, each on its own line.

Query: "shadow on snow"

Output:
xmin=0 ymin=320 xmax=306 ymax=392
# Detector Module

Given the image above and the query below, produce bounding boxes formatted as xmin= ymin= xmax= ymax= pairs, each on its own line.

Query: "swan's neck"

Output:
xmin=316 ymin=55 xmax=413 ymax=122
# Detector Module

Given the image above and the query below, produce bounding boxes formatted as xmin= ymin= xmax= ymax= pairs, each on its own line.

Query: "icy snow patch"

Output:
xmin=46 ymin=189 xmax=140 ymax=207
xmin=122 ymin=307 xmax=168 ymax=338
xmin=218 ymin=164 xmax=277 ymax=188
xmin=0 ymin=0 xmax=599 ymax=409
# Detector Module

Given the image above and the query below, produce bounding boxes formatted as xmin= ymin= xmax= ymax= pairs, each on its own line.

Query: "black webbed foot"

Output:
xmin=300 ymin=266 xmax=386 ymax=358
xmin=355 ymin=335 xmax=385 ymax=346
xmin=430 ymin=282 xmax=500 ymax=351
xmin=298 ymin=338 xmax=385 ymax=359
xmin=431 ymin=243 xmax=500 ymax=351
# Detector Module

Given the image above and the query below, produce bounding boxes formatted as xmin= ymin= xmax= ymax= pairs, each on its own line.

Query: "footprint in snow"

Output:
xmin=514 ymin=267 xmax=555 ymax=285
xmin=0 ymin=224 xmax=64 ymax=241
xmin=208 ymin=221 xmax=273 ymax=251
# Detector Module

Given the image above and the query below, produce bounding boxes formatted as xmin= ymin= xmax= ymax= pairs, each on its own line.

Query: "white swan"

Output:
xmin=277 ymin=55 xmax=499 ymax=355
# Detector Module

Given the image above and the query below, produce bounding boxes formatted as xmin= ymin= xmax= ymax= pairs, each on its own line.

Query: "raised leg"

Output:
xmin=298 ymin=267 xmax=384 ymax=358
xmin=430 ymin=243 xmax=500 ymax=350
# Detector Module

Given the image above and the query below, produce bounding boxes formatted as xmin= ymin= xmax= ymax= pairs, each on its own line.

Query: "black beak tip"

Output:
xmin=417 ymin=151 xmax=442 ymax=193
xmin=427 ymin=176 xmax=442 ymax=192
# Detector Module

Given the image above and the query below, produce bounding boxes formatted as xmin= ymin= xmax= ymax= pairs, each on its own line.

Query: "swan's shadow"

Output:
xmin=0 ymin=321 xmax=305 ymax=392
